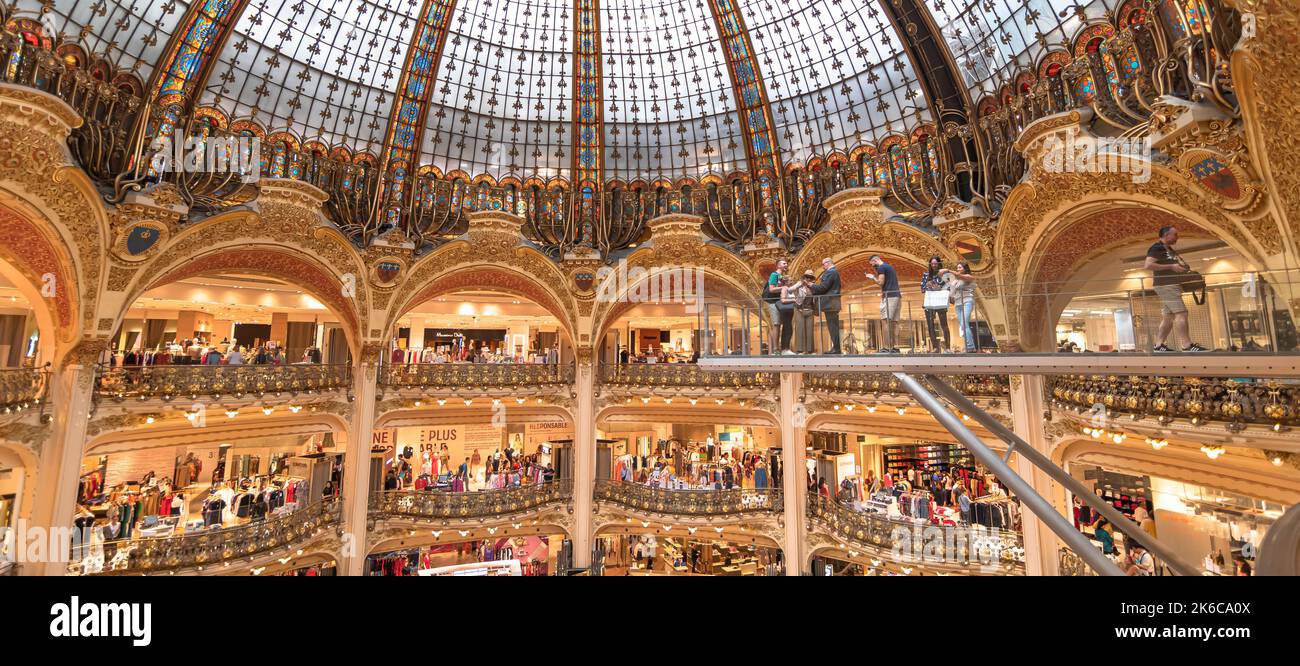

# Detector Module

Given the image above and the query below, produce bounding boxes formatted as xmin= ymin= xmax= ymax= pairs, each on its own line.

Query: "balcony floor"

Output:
xmin=698 ymin=351 xmax=1300 ymax=378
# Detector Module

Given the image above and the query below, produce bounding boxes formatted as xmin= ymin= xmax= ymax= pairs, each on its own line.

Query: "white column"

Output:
xmin=1009 ymin=374 xmax=1062 ymax=576
xmin=572 ymin=359 xmax=595 ymax=568
xmin=340 ymin=357 xmax=377 ymax=576
xmin=31 ymin=355 xmax=98 ymax=575
xmin=779 ymin=372 xmax=806 ymax=576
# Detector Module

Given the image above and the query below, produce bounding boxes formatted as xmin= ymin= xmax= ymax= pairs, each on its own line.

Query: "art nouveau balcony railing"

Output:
xmin=367 ymin=480 xmax=573 ymax=521
xmin=594 ymin=480 xmax=782 ymax=518
xmin=0 ymin=366 xmax=48 ymax=413
xmin=94 ymin=363 xmax=353 ymax=401
xmin=378 ymin=363 xmax=573 ymax=391
xmin=600 ymin=363 xmax=776 ymax=391
xmin=1049 ymin=375 xmax=1298 ymax=430
xmin=75 ymin=498 xmax=341 ymax=576
xmin=806 ymin=496 xmax=1024 ymax=573
xmin=805 ymin=372 xmax=1009 ymax=398
xmin=1057 ymin=547 xmax=1098 ymax=577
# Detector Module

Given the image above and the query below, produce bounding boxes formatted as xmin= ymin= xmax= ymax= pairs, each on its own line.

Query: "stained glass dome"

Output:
xmin=28 ymin=0 xmax=1114 ymax=187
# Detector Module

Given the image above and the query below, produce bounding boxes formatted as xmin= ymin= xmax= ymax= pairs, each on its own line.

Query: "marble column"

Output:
xmin=779 ymin=372 xmax=807 ymax=576
xmin=571 ymin=359 xmax=595 ymax=568
xmin=1009 ymin=374 xmax=1062 ymax=575
xmin=340 ymin=355 xmax=377 ymax=576
xmin=31 ymin=342 xmax=101 ymax=575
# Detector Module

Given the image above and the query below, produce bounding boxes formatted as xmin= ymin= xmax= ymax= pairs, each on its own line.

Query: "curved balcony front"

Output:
xmin=73 ymin=498 xmax=342 ymax=576
xmin=594 ymin=480 xmax=782 ymax=521
xmin=806 ymin=496 xmax=1024 ymax=575
xmin=378 ymin=363 xmax=573 ymax=398
xmin=367 ymin=480 xmax=574 ymax=525
xmin=93 ymin=363 xmax=353 ymax=408
xmin=0 ymin=366 xmax=48 ymax=418
xmin=600 ymin=364 xmax=776 ymax=392
xmin=1049 ymin=375 xmax=1299 ymax=430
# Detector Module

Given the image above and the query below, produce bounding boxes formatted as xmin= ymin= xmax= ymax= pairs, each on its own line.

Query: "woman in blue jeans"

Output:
xmin=941 ymin=262 xmax=978 ymax=352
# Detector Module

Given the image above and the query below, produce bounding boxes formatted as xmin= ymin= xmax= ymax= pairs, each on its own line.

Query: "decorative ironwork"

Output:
xmin=94 ymin=363 xmax=353 ymax=401
xmin=375 ymin=0 xmax=460 ymax=241
xmin=804 ymin=373 xmax=1009 ymax=397
xmin=807 ymin=495 xmax=1024 ymax=570
xmin=75 ymin=498 xmax=340 ymax=575
xmin=379 ymin=363 xmax=573 ymax=389
xmin=600 ymin=364 xmax=776 ymax=390
xmin=369 ymin=480 xmax=572 ymax=520
xmin=1047 ymin=375 xmax=1296 ymax=428
xmin=1058 ymin=545 xmax=1098 ymax=576
xmin=0 ymin=366 xmax=47 ymax=413
xmin=572 ymin=0 xmax=603 ymax=252
xmin=705 ymin=0 xmax=782 ymax=233
xmin=595 ymin=479 xmax=781 ymax=517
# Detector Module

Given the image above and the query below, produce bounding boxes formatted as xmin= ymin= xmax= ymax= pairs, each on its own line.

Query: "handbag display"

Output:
xmin=923 ymin=289 xmax=951 ymax=310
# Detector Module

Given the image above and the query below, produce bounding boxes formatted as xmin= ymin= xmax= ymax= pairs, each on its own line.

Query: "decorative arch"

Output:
xmin=1052 ymin=436 xmax=1300 ymax=506
xmin=996 ymin=165 xmax=1271 ymax=349
xmin=591 ymin=263 xmax=761 ymax=343
xmin=0 ymin=202 xmax=76 ymax=357
xmin=792 ymin=221 xmax=953 ymax=279
xmin=0 ymin=439 xmax=39 ymax=525
xmin=114 ymin=244 xmax=364 ymax=358
xmin=595 ymin=405 xmax=778 ymax=429
xmin=385 ymin=264 xmax=578 ymax=347
xmin=376 ymin=405 xmax=573 ymax=433
xmin=85 ymin=412 xmax=351 ymax=456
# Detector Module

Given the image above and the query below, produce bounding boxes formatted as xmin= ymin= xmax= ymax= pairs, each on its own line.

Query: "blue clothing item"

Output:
xmin=875 ymin=262 xmax=901 ymax=297
xmin=1095 ymin=526 xmax=1115 ymax=555
xmin=956 ymin=300 xmax=976 ymax=351
xmin=754 ymin=468 xmax=768 ymax=488
xmin=958 ymin=493 xmax=971 ymax=516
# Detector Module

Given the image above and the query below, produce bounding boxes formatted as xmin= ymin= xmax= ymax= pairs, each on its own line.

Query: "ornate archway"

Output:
xmin=112 ymin=245 xmax=364 ymax=358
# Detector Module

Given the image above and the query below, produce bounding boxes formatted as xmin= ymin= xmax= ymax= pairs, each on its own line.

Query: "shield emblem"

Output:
xmin=125 ymin=225 xmax=161 ymax=256
xmin=376 ymin=260 xmax=402 ymax=284
xmin=955 ymin=237 xmax=983 ymax=266
xmin=1192 ymin=156 xmax=1240 ymax=200
xmin=574 ymin=271 xmax=595 ymax=291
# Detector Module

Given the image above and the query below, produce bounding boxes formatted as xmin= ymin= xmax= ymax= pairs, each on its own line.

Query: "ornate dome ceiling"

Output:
xmin=31 ymin=0 xmax=1110 ymax=187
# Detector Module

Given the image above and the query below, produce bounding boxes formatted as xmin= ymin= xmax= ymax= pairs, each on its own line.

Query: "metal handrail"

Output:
xmin=599 ymin=363 xmax=776 ymax=389
xmin=0 ymin=365 xmax=48 ymax=412
xmin=94 ymin=362 xmax=353 ymax=400
xmin=378 ymin=362 xmax=574 ymax=389
xmin=75 ymin=497 xmax=341 ymax=575
xmin=368 ymin=479 xmax=573 ymax=520
xmin=594 ymin=479 xmax=783 ymax=516
xmin=806 ymin=494 xmax=1024 ymax=570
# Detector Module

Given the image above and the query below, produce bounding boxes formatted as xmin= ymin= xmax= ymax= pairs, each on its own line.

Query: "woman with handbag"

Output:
xmin=921 ymin=256 xmax=953 ymax=352
xmin=776 ymin=276 xmax=797 ymax=354
xmin=941 ymin=262 xmax=978 ymax=352
xmin=789 ymin=271 xmax=817 ymax=354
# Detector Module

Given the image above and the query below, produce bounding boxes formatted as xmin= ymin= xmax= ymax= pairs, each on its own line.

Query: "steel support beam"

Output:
xmin=892 ymin=372 xmax=1125 ymax=576
xmin=924 ymin=373 xmax=1203 ymax=577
